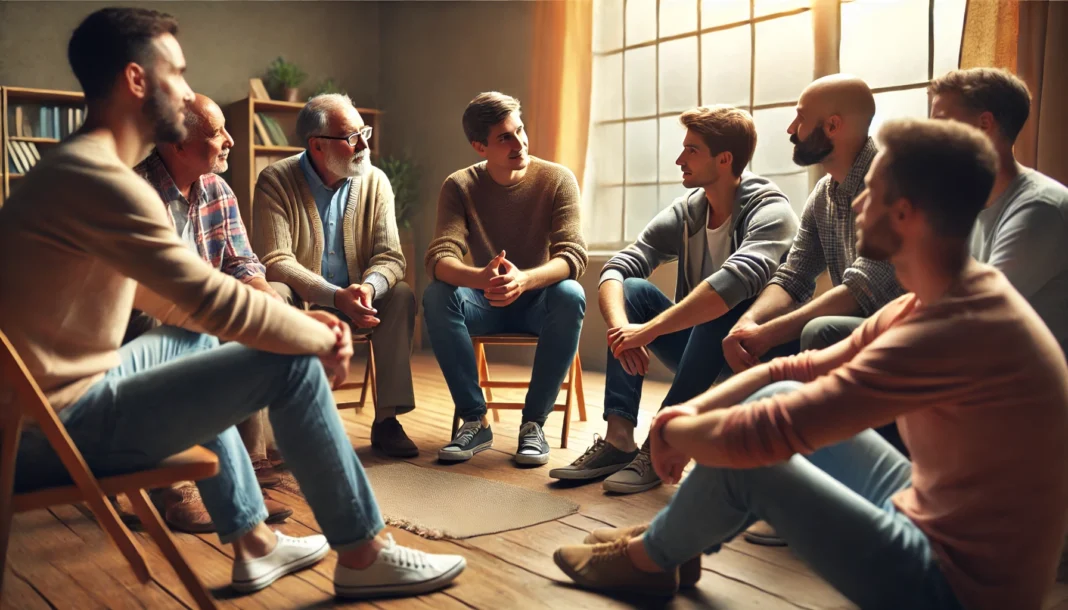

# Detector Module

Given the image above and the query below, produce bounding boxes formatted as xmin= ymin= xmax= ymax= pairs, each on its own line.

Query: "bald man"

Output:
xmin=132 ymin=93 xmax=292 ymax=532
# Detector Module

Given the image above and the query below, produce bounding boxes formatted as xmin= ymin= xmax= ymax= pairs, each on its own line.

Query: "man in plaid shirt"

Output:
xmin=133 ymin=93 xmax=291 ymax=533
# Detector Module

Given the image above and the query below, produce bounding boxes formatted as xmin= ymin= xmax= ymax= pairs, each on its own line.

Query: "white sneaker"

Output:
xmin=232 ymin=532 xmax=330 ymax=593
xmin=334 ymin=534 xmax=466 ymax=598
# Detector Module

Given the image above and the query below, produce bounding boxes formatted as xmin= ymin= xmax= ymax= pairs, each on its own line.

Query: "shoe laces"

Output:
xmin=571 ymin=434 xmax=606 ymax=466
xmin=625 ymin=448 xmax=652 ymax=477
xmin=590 ymin=538 xmax=629 ymax=564
xmin=178 ymin=484 xmax=202 ymax=504
xmin=452 ymin=421 xmax=482 ymax=446
xmin=380 ymin=534 xmax=431 ymax=569
xmin=519 ymin=421 xmax=546 ymax=448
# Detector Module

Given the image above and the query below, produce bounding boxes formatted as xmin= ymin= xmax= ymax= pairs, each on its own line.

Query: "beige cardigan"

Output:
xmin=252 ymin=155 xmax=406 ymax=307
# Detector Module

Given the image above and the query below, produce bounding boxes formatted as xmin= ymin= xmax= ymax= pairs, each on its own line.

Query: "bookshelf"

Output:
xmin=1 ymin=86 xmax=86 ymax=205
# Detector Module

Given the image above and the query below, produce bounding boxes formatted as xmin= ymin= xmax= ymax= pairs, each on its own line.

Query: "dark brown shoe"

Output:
xmin=157 ymin=484 xmax=214 ymax=533
xmin=263 ymin=489 xmax=293 ymax=524
xmin=252 ymin=458 xmax=281 ymax=488
xmin=371 ymin=417 xmax=419 ymax=458
xmin=266 ymin=447 xmax=284 ymax=468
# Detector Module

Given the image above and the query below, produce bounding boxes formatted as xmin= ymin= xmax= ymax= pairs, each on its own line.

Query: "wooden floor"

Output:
xmin=4 ymin=352 xmax=1068 ymax=609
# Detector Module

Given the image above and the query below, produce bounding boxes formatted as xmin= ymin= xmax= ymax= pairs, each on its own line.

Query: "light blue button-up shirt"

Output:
xmin=300 ymin=152 xmax=351 ymax=289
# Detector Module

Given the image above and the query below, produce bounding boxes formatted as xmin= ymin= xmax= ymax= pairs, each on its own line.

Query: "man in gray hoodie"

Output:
xmin=548 ymin=106 xmax=799 ymax=492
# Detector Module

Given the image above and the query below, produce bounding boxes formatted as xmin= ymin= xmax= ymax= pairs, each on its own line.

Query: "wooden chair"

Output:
xmin=0 ymin=330 xmax=219 ymax=609
xmin=452 ymin=334 xmax=587 ymax=448
xmin=335 ymin=334 xmax=377 ymax=410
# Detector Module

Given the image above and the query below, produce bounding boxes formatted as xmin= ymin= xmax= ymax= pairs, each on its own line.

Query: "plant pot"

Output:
xmin=283 ymin=87 xmax=301 ymax=103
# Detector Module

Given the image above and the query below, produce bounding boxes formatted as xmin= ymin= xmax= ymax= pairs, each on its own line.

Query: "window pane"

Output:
xmin=594 ymin=0 xmax=625 ymax=52
xmin=841 ymin=0 xmax=928 ymax=89
xmin=933 ymin=0 xmax=966 ymax=77
xmin=625 ymin=46 xmax=657 ymax=117
xmin=592 ymin=53 xmax=624 ymax=121
xmin=701 ymin=25 xmax=751 ymax=107
xmin=625 ymin=119 xmax=659 ymax=183
xmin=659 ymin=37 xmax=699 ymax=113
xmin=626 ymin=0 xmax=657 ymax=45
xmin=767 ymin=171 xmax=811 ymax=217
xmin=754 ymin=0 xmax=810 ymax=17
xmin=625 ymin=185 xmax=661 ymax=240
xmin=586 ymin=186 xmax=624 ymax=245
xmin=870 ymin=87 xmax=929 ymax=136
xmin=753 ymin=11 xmax=813 ymax=105
xmin=751 ymin=106 xmax=797 ymax=175
xmin=591 ymin=123 xmax=624 ymax=185
xmin=660 ymin=183 xmax=692 ymax=208
xmin=660 ymin=0 xmax=698 ymax=38
xmin=659 ymin=115 xmax=688 ymax=183
xmin=701 ymin=0 xmax=749 ymax=28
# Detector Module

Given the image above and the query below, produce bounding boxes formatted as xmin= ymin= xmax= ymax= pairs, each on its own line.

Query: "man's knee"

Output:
xmin=801 ymin=316 xmax=861 ymax=351
xmin=545 ymin=279 xmax=586 ymax=317
xmin=384 ymin=280 xmax=417 ymax=319
xmin=269 ymin=281 xmax=301 ymax=307
xmin=422 ymin=280 xmax=459 ymax=315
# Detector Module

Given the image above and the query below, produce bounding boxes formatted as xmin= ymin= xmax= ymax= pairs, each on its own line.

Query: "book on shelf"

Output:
xmin=255 ymin=113 xmax=289 ymax=147
xmin=253 ymin=114 xmax=272 ymax=146
xmin=7 ymin=140 xmax=27 ymax=174
xmin=20 ymin=141 xmax=41 ymax=164
xmin=23 ymin=104 xmax=87 ymax=139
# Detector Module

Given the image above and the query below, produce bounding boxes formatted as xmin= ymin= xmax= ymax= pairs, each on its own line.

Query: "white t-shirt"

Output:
xmin=702 ymin=214 xmax=733 ymax=276
xmin=168 ymin=199 xmax=197 ymax=253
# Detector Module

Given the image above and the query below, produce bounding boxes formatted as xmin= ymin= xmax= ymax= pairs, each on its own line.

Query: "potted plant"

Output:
xmin=374 ymin=153 xmax=421 ymax=272
xmin=310 ymin=78 xmax=346 ymax=99
xmin=265 ymin=56 xmax=307 ymax=102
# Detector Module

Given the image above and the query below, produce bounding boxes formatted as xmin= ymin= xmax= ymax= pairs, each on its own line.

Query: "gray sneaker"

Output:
xmin=515 ymin=421 xmax=550 ymax=466
xmin=438 ymin=421 xmax=493 ymax=462
xmin=602 ymin=442 xmax=661 ymax=494
xmin=549 ymin=435 xmax=639 ymax=480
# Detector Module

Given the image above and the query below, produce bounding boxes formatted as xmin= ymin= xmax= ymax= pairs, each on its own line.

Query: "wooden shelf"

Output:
xmin=9 ymin=173 xmax=25 ymax=180
xmin=9 ymin=136 xmax=59 ymax=144
xmin=254 ymin=145 xmax=303 ymax=154
xmin=4 ymin=87 xmax=85 ymax=104
xmin=252 ymin=98 xmax=380 ymax=115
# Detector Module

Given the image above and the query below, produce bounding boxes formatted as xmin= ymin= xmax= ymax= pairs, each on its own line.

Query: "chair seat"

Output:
xmin=472 ymin=334 xmax=539 ymax=345
xmin=13 ymin=446 xmax=219 ymax=512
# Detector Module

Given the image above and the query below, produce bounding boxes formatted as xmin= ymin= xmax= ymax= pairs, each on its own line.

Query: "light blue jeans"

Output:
xmin=15 ymin=326 xmax=385 ymax=548
xmin=643 ymin=381 xmax=963 ymax=610
xmin=422 ymin=279 xmax=585 ymax=425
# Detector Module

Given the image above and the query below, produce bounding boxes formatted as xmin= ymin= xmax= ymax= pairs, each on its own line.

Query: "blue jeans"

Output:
xmin=642 ymin=381 xmax=962 ymax=610
xmin=15 ymin=326 xmax=385 ymax=549
xmin=603 ymin=279 xmax=751 ymax=425
xmin=422 ymin=279 xmax=586 ymax=424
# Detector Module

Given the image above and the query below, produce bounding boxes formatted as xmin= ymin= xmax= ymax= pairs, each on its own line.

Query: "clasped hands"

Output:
xmin=477 ymin=250 xmax=528 ymax=308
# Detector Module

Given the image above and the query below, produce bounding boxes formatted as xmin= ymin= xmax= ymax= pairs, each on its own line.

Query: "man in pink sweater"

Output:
xmin=553 ymin=118 xmax=1068 ymax=610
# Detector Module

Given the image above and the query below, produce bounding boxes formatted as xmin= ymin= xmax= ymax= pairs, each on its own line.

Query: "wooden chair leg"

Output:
xmin=561 ymin=363 xmax=576 ymax=449
xmin=574 ymin=354 xmax=587 ymax=422
xmin=0 ymin=420 xmax=21 ymax=590
xmin=125 ymin=489 xmax=217 ymax=610
xmin=476 ymin=344 xmax=500 ymax=422
xmin=357 ymin=346 xmax=372 ymax=410
xmin=368 ymin=343 xmax=378 ymax=409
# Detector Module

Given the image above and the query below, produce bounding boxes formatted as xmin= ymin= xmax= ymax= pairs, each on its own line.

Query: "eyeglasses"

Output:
xmin=311 ymin=126 xmax=373 ymax=147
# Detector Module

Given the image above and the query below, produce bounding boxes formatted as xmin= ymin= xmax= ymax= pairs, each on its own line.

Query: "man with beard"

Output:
xmin=252 ymin=94 xmax=418 ymax=458
xmin=424 ymin=91 xmax=587 ymax=466
xmin=721 ymin=75 xmax=903 ymax=378
xmin=0 ymin=7 xmax=465 ymax=597
xmin=548 ymin=106 xmax=799 ymax=494
xmin=552 ymin=118 xmax=1068 ymax=610
xmin=130 ymin=93 xmax=291 ymax=533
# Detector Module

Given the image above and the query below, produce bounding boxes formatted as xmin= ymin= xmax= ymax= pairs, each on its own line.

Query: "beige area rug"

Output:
xmin=275 ymin=462 xmax=579 ymax=539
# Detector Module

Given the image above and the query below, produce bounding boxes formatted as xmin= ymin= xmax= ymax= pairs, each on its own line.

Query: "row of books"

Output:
xmin=254 ymin=113 xmax=290 ymax=147
xmin=10 ymin=105 xmax=86 ymax=140
xmin=7 ymin=140 xmax=41 ymax=174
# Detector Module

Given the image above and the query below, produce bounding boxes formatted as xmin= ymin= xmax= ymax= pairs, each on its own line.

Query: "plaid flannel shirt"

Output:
xmin=136 ymin=151 xmax=266 ymax=282
xmin=768 ymin=138 xmax=903 ymax=315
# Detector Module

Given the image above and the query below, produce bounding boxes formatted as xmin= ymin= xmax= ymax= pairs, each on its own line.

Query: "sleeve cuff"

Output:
xmin=363 ymin=272 xmax=390 ymax=301
xmin=598 ymin=269 xmax=626 ymax=287
xmin=705 ymin=268 xmax=747 ymax=310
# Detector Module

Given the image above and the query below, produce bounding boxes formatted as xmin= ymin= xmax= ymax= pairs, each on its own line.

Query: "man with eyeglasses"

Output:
xmin=252 ymin=93 xmax=418 ymax=458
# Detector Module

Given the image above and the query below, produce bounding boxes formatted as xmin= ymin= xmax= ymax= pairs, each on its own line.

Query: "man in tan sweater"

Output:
xmin=1 ymin=7 xmax=464 ymax=598
xmin=252 ymin=94 xmax=417 ymax=458
xmin=554 ymin=120 xmax=1068 ymax=609
xmin=424 ymin=92 xmax=588 ymax=466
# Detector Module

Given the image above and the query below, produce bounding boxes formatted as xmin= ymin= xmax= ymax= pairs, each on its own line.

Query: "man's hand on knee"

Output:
xmin=305 ymin=310 xmax=354 ymax=389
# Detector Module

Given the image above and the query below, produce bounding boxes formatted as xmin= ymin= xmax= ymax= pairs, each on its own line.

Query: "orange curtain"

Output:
xmin=961 ymin=0 xmax=1068 ymax=184
xmin=527 ymin=0 xmax=594 ymax=185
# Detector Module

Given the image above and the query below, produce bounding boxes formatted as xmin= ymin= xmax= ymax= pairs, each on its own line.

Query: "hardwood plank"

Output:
xmin=1 ymin=566 xmax=53 ymax=610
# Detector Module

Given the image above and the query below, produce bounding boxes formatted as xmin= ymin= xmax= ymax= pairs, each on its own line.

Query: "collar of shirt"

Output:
xmin=140 ymin=149 xmax=206 ymax=219
xmin=830 ymin=137 xmax=877 ymax=209
xmin=299 ymin=151 xmax=350 ymax=201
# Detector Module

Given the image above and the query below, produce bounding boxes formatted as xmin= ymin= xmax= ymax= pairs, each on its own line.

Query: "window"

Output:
xmin=583 ymin=0 xmax=967 ymax=250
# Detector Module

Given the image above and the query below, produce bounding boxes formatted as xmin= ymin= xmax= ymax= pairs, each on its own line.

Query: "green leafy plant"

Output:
xmin=265 ymin=56 xmax=307 ymax=92
xmin=374 ymin=154 xmax=420 ymax=230
xmin=310 ymin=78 xmax=346 ymax=98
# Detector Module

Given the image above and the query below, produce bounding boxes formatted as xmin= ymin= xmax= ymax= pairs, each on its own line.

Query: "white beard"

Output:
xmin=326 ymin=151 xmax=369 ymax=179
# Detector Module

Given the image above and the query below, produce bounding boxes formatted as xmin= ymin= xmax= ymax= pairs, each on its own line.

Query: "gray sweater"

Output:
xmin=600 ymin=172 xmax=799 ymax=308
xmin=970 ymin=169 xmax=1068 ymax=353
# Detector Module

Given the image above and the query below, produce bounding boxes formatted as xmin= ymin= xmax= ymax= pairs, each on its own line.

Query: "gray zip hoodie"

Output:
xmin=599 ymin=172 xmax=799 ymax=308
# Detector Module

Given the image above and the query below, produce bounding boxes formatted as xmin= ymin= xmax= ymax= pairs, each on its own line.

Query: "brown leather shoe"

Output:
xmin=157 ymin=484 xmax=214 ymax=533
xmin=582 ymin=524 xmax=701 ymax=588
xmin=252 ymin=459 xmax=281 ymax=488
xmin=263 ymin=489 xmax=293 ymax=524
xmin=371 ymin=417 xmax=418 ymax=458
xmin=266 ymin=447 xmax=284 ymax=468
xmin=554 ymin=539 xmax=679 ymax=597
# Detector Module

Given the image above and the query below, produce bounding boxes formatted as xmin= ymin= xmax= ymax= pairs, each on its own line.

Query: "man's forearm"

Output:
xmin=662 ymin=410 xmax=734 ymax=468
xmin=247 ymin=276 xmax=278 ymax=297
xmin=523 ymin=258 xmax=571 ymax=291
xmin=680 ymin=362 xmax=774 ymax=415
xmin=741 ymin=284 xmax=797 ymax=326
xmin=761 ymin=284 xmax=861 ymax=346
xmin=598 ymin=279 xmax=629 ymax=329
xmin=645 ymin=282 xmax=728 ymax=338
xmin=433 ymin=257 xmax=485 ymax=289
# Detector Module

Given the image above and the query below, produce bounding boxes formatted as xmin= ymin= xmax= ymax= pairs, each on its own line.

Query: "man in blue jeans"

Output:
xmin=424 ymin=92 xmax=587 ymax=466
xmin=548 ymin=106 xmax=798 ymax=493
xmin=553 ymin=120 xmax=1068 ymax=609
xmin=2 ymin=8 xmax=464 ymax=599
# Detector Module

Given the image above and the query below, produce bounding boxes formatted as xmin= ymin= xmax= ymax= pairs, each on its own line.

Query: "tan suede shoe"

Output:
xmin=582 ymin=524 xmax=702 ymax=588
xmin=553 ymin=539 xmax=679 ymax=597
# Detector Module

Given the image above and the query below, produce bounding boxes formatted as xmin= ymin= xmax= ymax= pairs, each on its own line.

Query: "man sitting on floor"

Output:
xmin=552 ymin=118 xmax=1068 ymax=610
xmin=1 ymin=7 xmax=464 ymax=598
xmin=132 ymin=92 xmax=290 ymax=533
xmin=252 ymin=93 xmax=418 ymax=458
xmin=548 ymin=105 xmax=798 ymax=493
xmin=930 ymin=67 xmax=1068 ymax=353
xmin=423 ymin=91 xmax=588 ymax=466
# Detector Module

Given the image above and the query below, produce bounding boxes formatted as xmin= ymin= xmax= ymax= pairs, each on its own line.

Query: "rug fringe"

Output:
xmin=384 ymin=517 xmax=448 ymax=540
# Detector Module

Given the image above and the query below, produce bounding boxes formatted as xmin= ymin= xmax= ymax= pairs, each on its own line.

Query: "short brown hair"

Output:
xmin=679 ymin=105 xmax=756 ymax=177
xmin=877 ymin=118 xmax=997 ymax=240
xmin=462 ymin=92 xmax=521 ymax=145
xmin=928 ymin=68 xmax=1031 ymax=142
xmin=69 ymin=8 xmax=180 ymax=101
